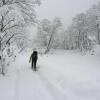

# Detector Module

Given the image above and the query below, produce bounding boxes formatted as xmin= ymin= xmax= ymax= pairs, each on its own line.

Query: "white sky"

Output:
xmin=37 ymin=0 xmax=100 ymax=27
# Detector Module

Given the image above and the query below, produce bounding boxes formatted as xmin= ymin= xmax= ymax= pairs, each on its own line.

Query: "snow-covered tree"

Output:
xmin=37 ymin=18 xmax=62 ymax=53
xmin=71 ymin=13 xmax=89 ymax=51
xmin=86 ymin=3 xmax=100 ymax=44
xmin=37 ymin=19 xmax=51 ymax=48
xmin=45 ymin=17 xmax=62 ymax=53
xmin=65 ymin=2 xmax=100 ymax=53
xmin=0 ymin=0 xmax=41 ymax=75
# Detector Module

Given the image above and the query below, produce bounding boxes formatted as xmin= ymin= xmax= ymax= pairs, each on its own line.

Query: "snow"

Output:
xmin=91 ymin=45 xmax=100 ymax=55
xmin=0 ymin=50 xmax=100 ymax=100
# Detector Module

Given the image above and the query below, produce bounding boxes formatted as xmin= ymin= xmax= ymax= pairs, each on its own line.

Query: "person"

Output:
xmin=29 ymin=49 xmax=38 ymax=71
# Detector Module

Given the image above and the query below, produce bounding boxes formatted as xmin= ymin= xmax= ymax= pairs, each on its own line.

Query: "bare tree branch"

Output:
xmin=3 ymin=24 xmax=19 ymax=32
xmin=3 ymin=19 xmax=14 ymax=29
xmin=1 ymin=31 xmax=8 ymax=40
xmin=6 ymin=34 xmax=14 ymax=44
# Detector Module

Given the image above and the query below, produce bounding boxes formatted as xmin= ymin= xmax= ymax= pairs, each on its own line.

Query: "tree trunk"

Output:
xmin=97 ymin=24 xmax=100 ymax=44
xmin=45 ymin=33 xmax=53 ymax=53
xmin=78 ymin=30 xmax=81 ymax=49
xmin=96 ymin=16 xmax=100 ymax=44
xmin=0 ymin=16 xmax=5 ymax=75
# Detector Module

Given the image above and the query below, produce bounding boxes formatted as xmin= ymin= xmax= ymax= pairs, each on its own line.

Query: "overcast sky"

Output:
xmin=37 ymin=0 xmax=100 ymax=27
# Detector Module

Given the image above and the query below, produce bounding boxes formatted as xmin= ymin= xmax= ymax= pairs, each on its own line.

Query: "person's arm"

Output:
xmin=29 ymin=54 xmax=32 ymax=63
xmin=37 ymin=52 xmax=38 ymax=59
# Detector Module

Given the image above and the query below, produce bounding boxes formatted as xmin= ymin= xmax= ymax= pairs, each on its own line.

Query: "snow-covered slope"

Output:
xmin=0 ymin=50 xmax=100 ymax=100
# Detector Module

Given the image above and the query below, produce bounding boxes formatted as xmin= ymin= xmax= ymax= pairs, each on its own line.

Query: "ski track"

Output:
xmin=36 ymin=71 xmax=68 ymax=100
xmin=15 ymin=67 xmax=69 ymax=100
xmin=15 ymin=68 xmax=56 ymax=100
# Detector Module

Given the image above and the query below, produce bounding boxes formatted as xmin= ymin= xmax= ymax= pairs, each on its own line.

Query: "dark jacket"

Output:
xmin=29 ymin=51 xmax=38 ymax=62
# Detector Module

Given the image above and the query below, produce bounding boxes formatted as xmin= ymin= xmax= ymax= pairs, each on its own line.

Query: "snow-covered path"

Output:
xmin=14 ymin=52 xmax=68 ymax=100
xmin=15 ymin=69 xmax=56 ymax=100
xmin=0 ymin=50 xmax=100 ymax=100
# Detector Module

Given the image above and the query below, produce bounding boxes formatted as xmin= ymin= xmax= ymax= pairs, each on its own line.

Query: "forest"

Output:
xmin=0 ymin=0 xmax=100 ymax=75
xmin=0 ymin=0 xmax=100 ymax=100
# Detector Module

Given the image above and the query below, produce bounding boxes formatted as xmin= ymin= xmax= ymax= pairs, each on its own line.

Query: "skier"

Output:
xmin=29 ymin=49 xmax=38 ymax=71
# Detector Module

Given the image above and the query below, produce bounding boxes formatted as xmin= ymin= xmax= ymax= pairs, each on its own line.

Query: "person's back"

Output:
xmin=29 ymin=50 xmax=38 ymax=71
xmin=32 ymin=51 xmax=38 ymax=60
